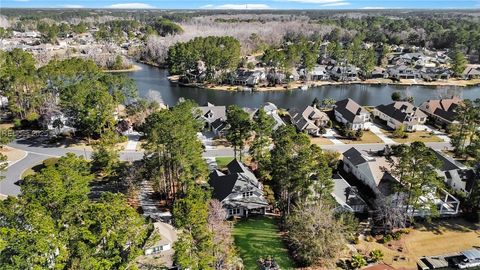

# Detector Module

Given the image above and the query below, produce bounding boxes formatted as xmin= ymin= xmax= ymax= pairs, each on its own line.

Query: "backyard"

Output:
xmin=233 ymin=216 xmax=296 ymax=270
xmin=355 ymin=218 xmax=480 ymax=269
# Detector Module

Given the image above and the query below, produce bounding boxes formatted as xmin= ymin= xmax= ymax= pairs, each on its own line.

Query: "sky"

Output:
xmin=0 ymin=0 xmax=479 ymax=10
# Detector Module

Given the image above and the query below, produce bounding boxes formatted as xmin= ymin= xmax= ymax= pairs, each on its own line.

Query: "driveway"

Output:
xmin=417 ymin=125 xmax=451 ymax=143
xmin=323 ymin=129 xmax=344 ymax=145
xmin=365 ymin=122 xmax=397 ymax=144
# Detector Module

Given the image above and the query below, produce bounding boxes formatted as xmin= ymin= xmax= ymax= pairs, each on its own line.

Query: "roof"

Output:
xmin=419 ymin=97 xmax=461 ymax=123
xmin=462 ymin=249 xmax=480 ymax=261
xmin=343 ymin=147 xmax=367 ymax=166
xmin=431 ymin=149 xmax=463 ymax=171
xmin=289 ymin=105 xmax=329 ymax=132
xmin=334 ymin=98 xmax=369 ymax=124
xmin=332 ymin=174 xmax=366 ymax=210
xmin=145 ymin=222 xmax=178 ymax=249
xmin=209 ymin=160 xmax=266 ymax=206
xmin=197 ymin=104 xmax=226 ymax=124
xmin=375 ymin=102 xmax=427 ymax=124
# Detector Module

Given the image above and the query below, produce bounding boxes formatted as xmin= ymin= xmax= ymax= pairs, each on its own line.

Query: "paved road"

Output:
xmin=1 ymin=139 xmax=451 ymax=197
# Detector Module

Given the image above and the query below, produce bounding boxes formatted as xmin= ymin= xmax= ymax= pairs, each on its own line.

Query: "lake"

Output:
xmin=128 ymin=62 xmax=480 ymax=108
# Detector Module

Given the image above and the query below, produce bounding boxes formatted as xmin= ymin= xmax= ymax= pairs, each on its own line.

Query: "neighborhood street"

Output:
xmin=0 ymin=138 xmax=453 ymax=197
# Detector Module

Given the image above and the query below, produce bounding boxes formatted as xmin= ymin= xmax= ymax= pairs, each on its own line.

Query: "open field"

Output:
xmin=233 ymin=216 xmax=296 ymax=270
xmin=355 ymin=218 xmax=480 ymax=270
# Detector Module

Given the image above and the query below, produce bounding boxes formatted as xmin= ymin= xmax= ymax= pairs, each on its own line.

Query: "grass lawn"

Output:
xmin=310 ymin=137 xmax=334 ymax=145
xmin=355 ymin=218 xmax=480 ymax=269
xmin=384 ymin=130 xmax=443 ymax=143
xmin=215 ymin=156 xmax=235 ymax=169
xmin=233 ymin=216 xmax=296 ymax=270
xmin=339 ymin=130 xmax=383 ymax=144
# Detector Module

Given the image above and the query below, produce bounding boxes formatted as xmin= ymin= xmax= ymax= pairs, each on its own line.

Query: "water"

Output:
xmin=128 ymin=62 xmax=480 ymax=108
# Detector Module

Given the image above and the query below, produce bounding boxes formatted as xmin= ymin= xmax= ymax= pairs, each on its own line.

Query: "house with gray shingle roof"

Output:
xmin=333 ymin=98 xmax=370 ymax=130
xmin=373 ymin=101 xmax=427 ymax=131
xmin=342 ymin=147 xmax=460 ymax=217
xmin=197 ymin=103 xmax=228 ymax=137
xmin=289 ymin=105 xmax=330 ymax=136
xmin=331 ymin=174 xmax=368 ymax=213
xmin=431 ymin=149 xmax=477 ymax=195
xmin=419 ymin=96 xmax=461 ymax=127
xmin=209 ymin=159 xmax=269 ymax=218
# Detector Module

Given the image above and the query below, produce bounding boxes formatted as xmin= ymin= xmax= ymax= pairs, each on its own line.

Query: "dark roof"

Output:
xmin=431 ymin=150 xmax=461 ymax=171
xmin=334 ymin=98 xmax=368 ymax=124
xmin=375 ymin=102 xmax=426 ymax=123
xmin=209 ymin=172 xmax=239 ymax=201
xmin=343 ymin=147 xmax=367 ymax=166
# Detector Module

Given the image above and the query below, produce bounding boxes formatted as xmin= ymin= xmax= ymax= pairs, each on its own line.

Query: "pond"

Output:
xmin=128 ymin=62 xmax=480 ymax=108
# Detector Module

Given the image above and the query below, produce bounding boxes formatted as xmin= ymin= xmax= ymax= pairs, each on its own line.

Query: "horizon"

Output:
xmin=1 ymin=0 xmax=479 ymax=10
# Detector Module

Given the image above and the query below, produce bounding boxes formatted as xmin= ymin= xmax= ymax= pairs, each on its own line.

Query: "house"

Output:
xmin=232 ymin=70 xmax=264 ymax=86
xmin=333 ymin=98 xmax=370 ymax=130
xmin=139 ymin=222 xmax=178 ymax=269
xmin=342 ymin=147 xmax=460 ymax=217
xmin=197 ymin=103 xmax=228 ymax=137
xmin=419 ymin=97 xmax=462 ymax=127
xmin=299 ymin=65 xmax=330 ymax=81
xmin=463 ymin=66 xmax=480 ymax=80
xmin=373 ymin=102 xmax=428 ymax=131
xmin=431 ymin=149 xmax=477 ymax=195
xmin=331 ymin=174 xmax=368 ymax=213
xmin=419 ymin=67 xmax=453 ymax=81
xmin=418 ymin=248 xmax=480 ymax=270
xmin=254 ymin=102 xmax=286 ymax=131
xmin=209 ymin=159 xmax=269 ymax=218
xmin=370 ymin=67 xmax=388 ymax=79
xmin=329 ymin=64 xmax=358 ymax=81
xmin=289 ymin=105 xmax=330 ymax=136
xmin=387 ymin=65 xmax=420 ymax=80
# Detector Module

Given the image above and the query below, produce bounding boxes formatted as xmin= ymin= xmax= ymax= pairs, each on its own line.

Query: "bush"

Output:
xmin=391 ymin=231 xmax=402 ymax=240
xmin=365 ymin=235 xmax=375 ymax=242
xmin=369 ymin=249 xmax=384 ymax=262
xmin=382 ymin=234 xmax=393 ymax=243
xmin=326 ymin=120 xmax=333 ymax=129
xmin=43 ymin=157 xmax=60 ymax=167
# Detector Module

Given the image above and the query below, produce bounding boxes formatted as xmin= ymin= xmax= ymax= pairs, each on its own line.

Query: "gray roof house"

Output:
xmin=209 ymin=159 xmax=269 ymax=218
xmin=419 ymin=97 xmax=461 ymax=126
xmin=331 ymin=174 xmax=368 ymax=213
xmin=138 ymin=222 xmax=178 ymax=269
xmin=289 ymin=105 xmax=330 ymax=136
xmin=328 ymin=64 xmax=359 ymax=81
xmin=299 ymin=65 xmax=330 ymax=81
xmin=373 ymin=101 xmax=428 ymax=131
xmin=463 ymin=66 xmax=480 ymax=80
xmin=387 ymin=65 xmax=420 ymax=80
xmin=431 ymin=149 xmax=477 ymax=195
xmin=342 ymin=147 xmax=460 ymax=217
xmin=197 ymin=103 xmax=228 ymax=137
xmin=254 ymin=102 xmax=286 ymax=131
xmin=333 ymin=98 xmax=370 ymax=130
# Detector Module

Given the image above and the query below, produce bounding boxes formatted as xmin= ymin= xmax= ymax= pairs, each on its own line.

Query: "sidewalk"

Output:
xmin=323 ymin=129 xmax=344 ymax=145
xmin=365 ymin=123 xmax=397 ymax=144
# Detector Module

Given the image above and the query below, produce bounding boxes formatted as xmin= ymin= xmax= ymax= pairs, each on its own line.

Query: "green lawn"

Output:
xmin=215 ymin=156 xmax=234 ymax=169
xmin=233 ymin=216 xmax=296 ymax=270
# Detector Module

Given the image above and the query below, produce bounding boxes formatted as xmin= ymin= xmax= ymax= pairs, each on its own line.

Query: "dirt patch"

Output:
xmin=0 ymin=146 xmax=27 ymax=163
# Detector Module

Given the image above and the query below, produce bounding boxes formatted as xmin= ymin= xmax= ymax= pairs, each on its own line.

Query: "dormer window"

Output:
xmin=242 ymin=191 xmax=253 ymax=198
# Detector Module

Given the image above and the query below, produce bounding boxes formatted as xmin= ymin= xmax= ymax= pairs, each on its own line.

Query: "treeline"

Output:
xmin=167 ymin=36 xmax=241 ymax=82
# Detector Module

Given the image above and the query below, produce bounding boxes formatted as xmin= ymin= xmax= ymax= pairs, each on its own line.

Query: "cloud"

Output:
xmin=107 ymin=2 xmax=155 ymax=9
xmin=61 ymin=4 xmax=84 ymax=8
xmin=200 ymin=3 xmax=272 ymax=9
xmin=361 ymin=6 xmax=386 ymax=9
xmin=320 ymin=2 xmax=349 ymax=6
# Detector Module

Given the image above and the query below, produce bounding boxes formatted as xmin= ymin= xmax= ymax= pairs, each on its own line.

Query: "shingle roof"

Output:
xmin=375 ymin=102 xmax=427 ymax=124
xmin=343 ymin=147 xmax=367 ymax=166
xmin=334 ymin=98 xmax=368 ymax=124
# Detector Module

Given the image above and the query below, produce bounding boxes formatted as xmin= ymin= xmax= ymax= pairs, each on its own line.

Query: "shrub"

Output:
xmin=370 ymin=249 xmax=384 ymax=262
xmin=350 ymin=254 xmax=367 ymax=269
xmin=382 ymin=234 xmax=393 ymax=243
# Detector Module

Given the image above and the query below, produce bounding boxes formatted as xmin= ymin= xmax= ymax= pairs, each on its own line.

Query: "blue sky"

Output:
xmin=1 ymin=0 xmax=479 ymax=9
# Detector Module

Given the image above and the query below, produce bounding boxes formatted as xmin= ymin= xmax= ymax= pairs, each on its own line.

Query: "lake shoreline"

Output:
xmin=167 ymin=75 xmax=480 ymax=92
xmin=103 ymin=64 xmax=142 ymax=73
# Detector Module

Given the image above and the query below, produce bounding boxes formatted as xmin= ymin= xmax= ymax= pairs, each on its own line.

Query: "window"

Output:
xmin=242 ymin=191 xmax=253 ymax=198
xmin=228 ymin=208 xmax=241 ymax=216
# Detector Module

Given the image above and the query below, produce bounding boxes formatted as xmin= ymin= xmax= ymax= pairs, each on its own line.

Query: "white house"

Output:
xmin=209 ymin=159 xmax=269 ymax=218
xmin=140 ymin=222 xmax=178 ymax=269
xmin=431 ymin=149 xmax=477 ymax=195
xmin=373 ymin=101 xmax=427 ymax=131
xmin=342 ymin=147 xmax=460 ymax=217
xmin=333 ymin=98 xmax=370 ymax=130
